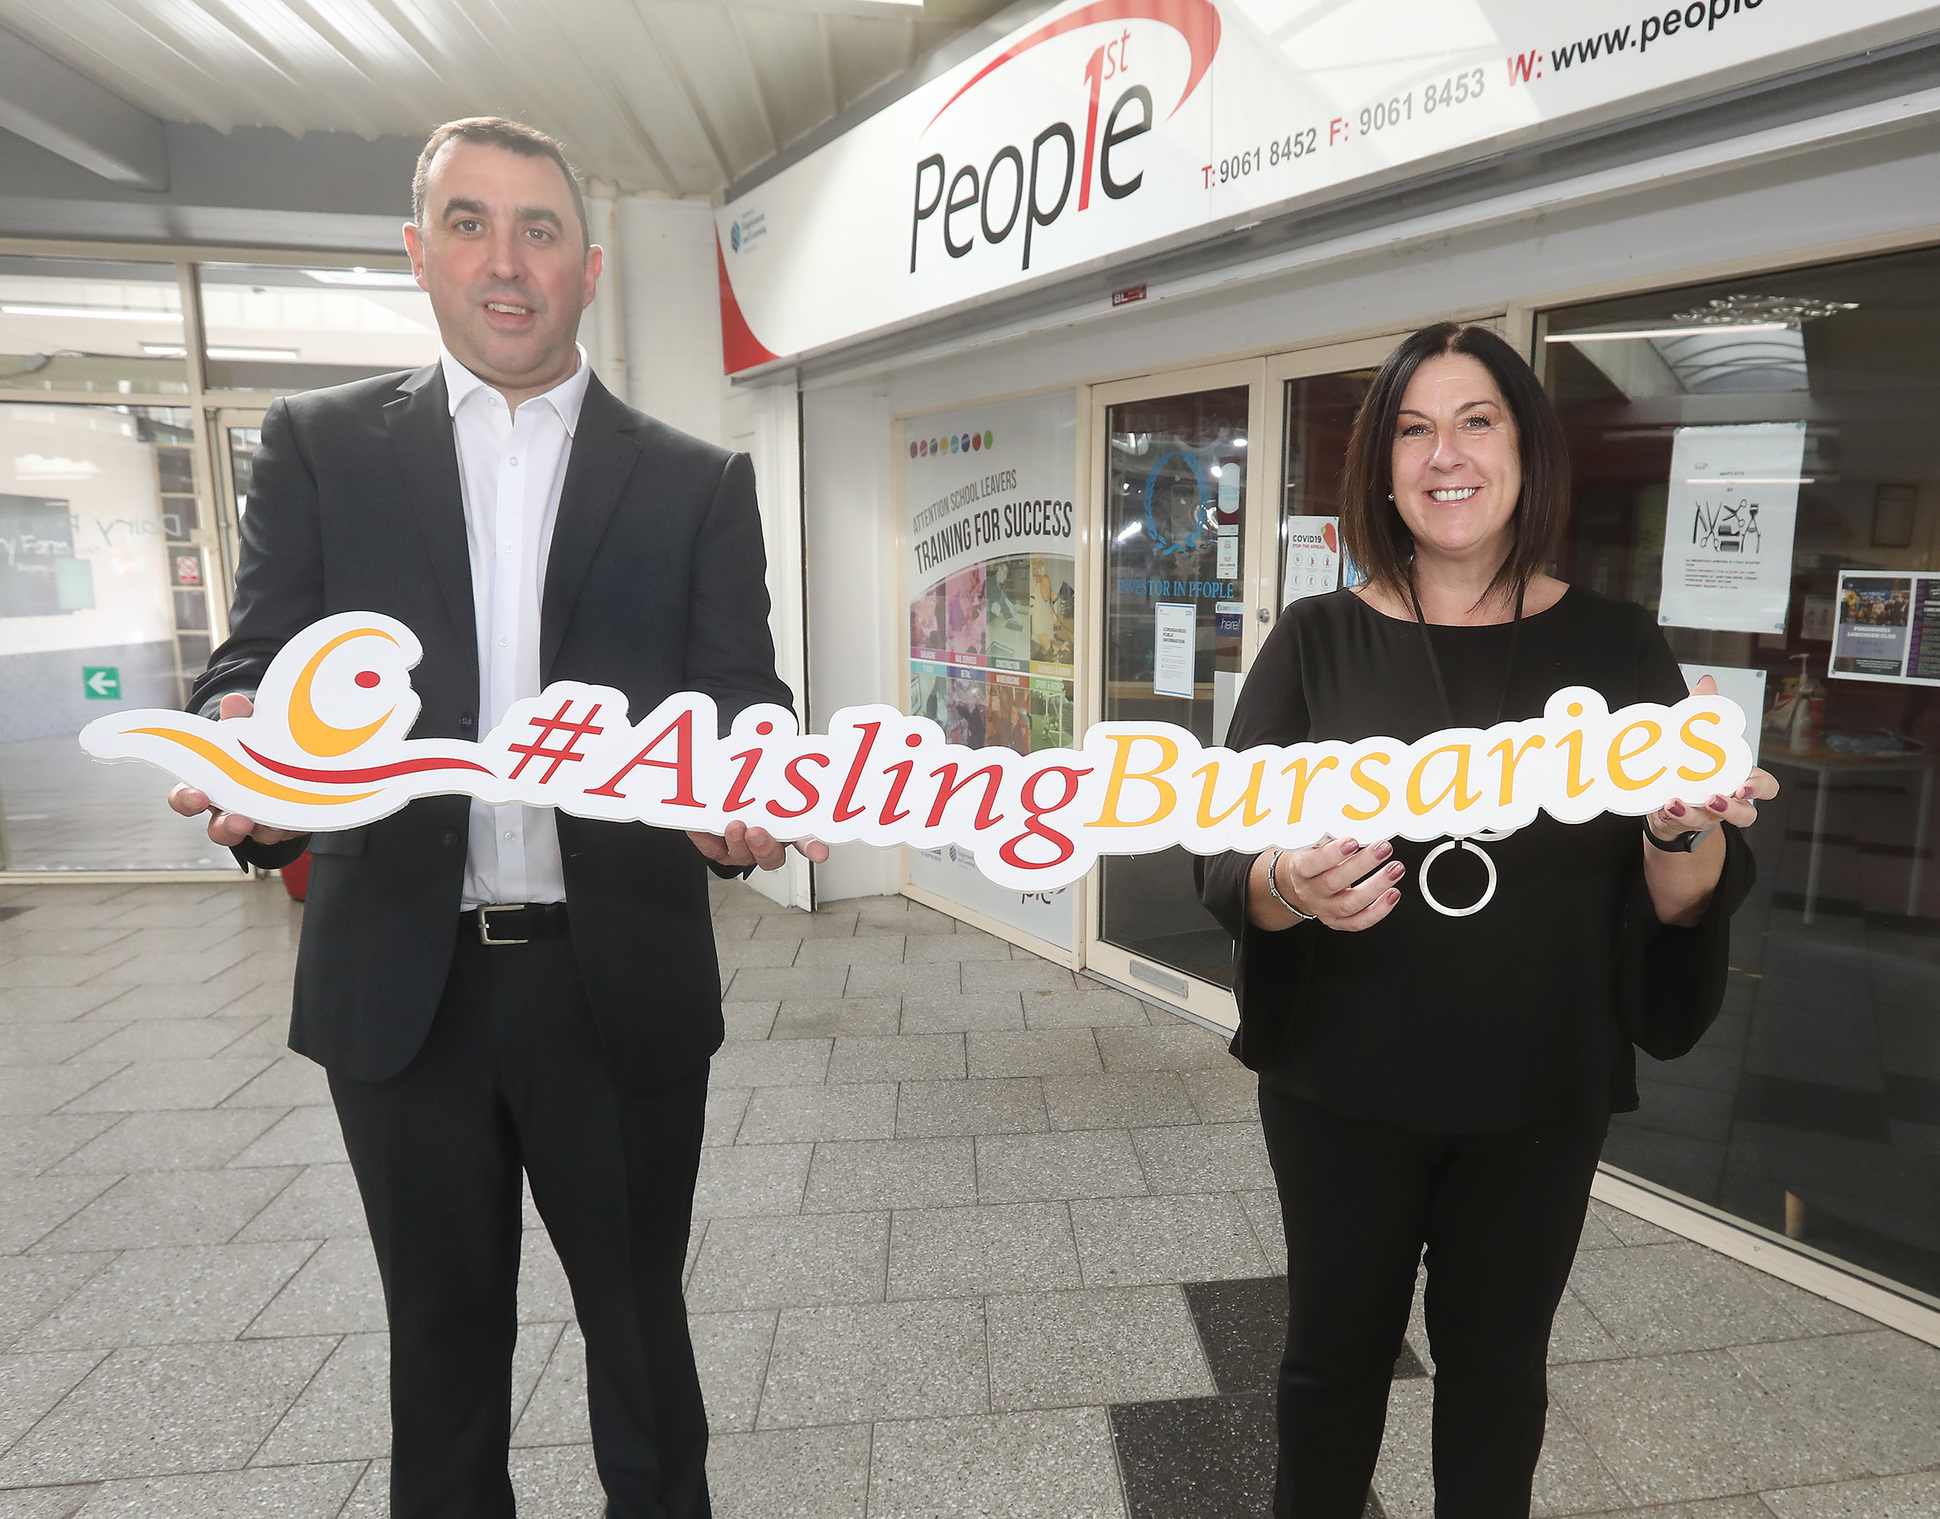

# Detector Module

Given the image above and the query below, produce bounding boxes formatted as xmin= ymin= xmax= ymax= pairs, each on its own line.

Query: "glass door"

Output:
xmin=1085 ymin=362 xmax=1269 ymax=1025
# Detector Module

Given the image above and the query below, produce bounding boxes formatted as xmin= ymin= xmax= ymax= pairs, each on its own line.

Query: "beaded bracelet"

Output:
xmin=1264 ymin=848 xmax=1318 ymax=924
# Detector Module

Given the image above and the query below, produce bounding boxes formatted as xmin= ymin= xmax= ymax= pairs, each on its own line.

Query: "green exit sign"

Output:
xmin=82 ymin=666 xmax=120 ymax=700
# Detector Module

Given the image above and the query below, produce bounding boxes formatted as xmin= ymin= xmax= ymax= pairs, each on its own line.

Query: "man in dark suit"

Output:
xmin=167 ymin=117 xmax=823 ymax=1519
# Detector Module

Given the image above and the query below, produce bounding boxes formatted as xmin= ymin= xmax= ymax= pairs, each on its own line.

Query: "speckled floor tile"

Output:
xmin=52 ymin=1109 xmax=282 ymax=1175
xmin=896 ymin=1077 xmax=1047 ymax=1137
xmin=511 ymin=1323 xmax=590 ymax=1447
xmin=975 ymin=1129 xmax=1148 ymax=1204
xmin=506 ymin=1443 xmax=605 ymax=1517
xmin=1371 ymin=1374 xmax=1627 ymax=1519
xmin=1550 ymin=1349 xmax=1855 ymax=1504
xmin=1179 ymin=1066 xmax=1260 ymax=1124
xmin=899 ymin=992 xmax=1026 ymax=1035
xmin=1042 ymin=1072 xmax=1199 ymax=1131
xmin=740 ymin=1082 xmax=897 ymax=1143
xmin=1130 ymin=1123 xmax=1274 ymax=1194
xmin=1022 ymin=987 xmax=1149 ymax=1029
xmin=0 ymin=1337 xmax=335 ymax=1484
xmin=20 ymin=1241 xmax=316 ymax=1349
xmin=0 ymin=1485 xmax=98 ymax=1518
xmin=30 ymin=1170 xmax=295 ymax=1254
xmin=826 ymin=1033 xmax=966 ymax=1084
xmin=706 ymin=1038 xmax=832 ymax=1089
xmin=243 ymin=1235 xmax=383 ymax=1337
xmin=1071 ymin=1193 xmax=1269 ymax=1286
xmin=1761 ymin=1471 xmax=1940 ymax=1518
xmin=69 ymin=1463 xmax=363 ymax=1517
xmin=518 ymin=1228 xmax=574 ymax=1322
xmin=966 ymin=1029 xmax=1103 ymax=1079
xmin=692 ymin=1141 xmax=812 ymax=1218
xmin=690 ymin=1310 xmax=776 ymax=1433
xmin=225 ymin=1107 xmax=345 ymax=1168
xmin=986 ymin=1285 xmax=1212 ymax=1410
xmin=0 ymin=1114 xmax=121 ymax=1178
xmin=1566 ymin=1242 xmax=1812 ymax=1355
xmin=871 ymin=1406 xmax=1127 ymax=1518
xmin=1094 ymin=1026 xmax=1233 ymax=1073
xmin=251 ymin=1330 xmax=389 ymax=1464
xmin=1731 ymin=1330 xmax=1940 ymax=1476
xmin=769 ymin=997 xmax=901 ymax=1039
xmin=233 ymin=1163 xmax=367 ymax=1241
xmin=1110 ymin=1392 xmax=1272 ymax=1519
xmin=685 ymin=1212 xmax=889 ymax=1311
xmin=1547 ymin=1285 xmax=1625 ymax=1363
xmin=803 ymin=1137 xmax=976 ymax=1212
xmin=887 ymin=1201 xmax=1082 ymax=1299
xmin=758 ymin=1298 xmax=988 ymax=1426
xmin=707 ymin=1424 xmax=870 ymax=1519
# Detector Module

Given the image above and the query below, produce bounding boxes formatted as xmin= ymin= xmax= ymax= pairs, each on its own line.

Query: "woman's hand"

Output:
xmin=1645 ymin=676 xmax=1779 ymax=844
xmin=1248 ymin=836 xmax=1404 ymax=932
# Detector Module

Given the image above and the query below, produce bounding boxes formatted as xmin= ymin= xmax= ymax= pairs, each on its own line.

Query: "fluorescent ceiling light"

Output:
xmin=142 ymin=343 xmax=300 ymax=360
xmin=2 ymin=303 xmax=181 ymax=321
xmin=1545 ymin=323 xmax=1791 ymax=342
xmin=303 ymin=268 xmax=422 ymax=289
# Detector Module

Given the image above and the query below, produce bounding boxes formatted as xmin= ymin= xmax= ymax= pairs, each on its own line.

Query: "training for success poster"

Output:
xmin=906 ymin=392 xmax=1078 ymax=946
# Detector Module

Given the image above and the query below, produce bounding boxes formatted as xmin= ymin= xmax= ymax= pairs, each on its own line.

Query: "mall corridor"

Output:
xmin=0 ymin=875 xmax=1934 ymax=1518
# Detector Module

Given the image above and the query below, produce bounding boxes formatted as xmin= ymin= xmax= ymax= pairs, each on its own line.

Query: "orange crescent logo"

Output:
xmin=290 ymin=628 xmax=399 ymax=758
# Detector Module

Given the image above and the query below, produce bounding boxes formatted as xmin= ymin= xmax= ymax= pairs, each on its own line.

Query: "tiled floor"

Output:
xmin=0 ymin=874 xmax=1936 ymax=1518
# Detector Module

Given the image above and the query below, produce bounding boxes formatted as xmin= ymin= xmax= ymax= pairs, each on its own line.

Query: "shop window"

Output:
xmin=1541 ymin=246 xmax=1940 ymax=1295
xmin=196 ymin=263 xmax=438 ymax=392
xmin=0 ymin=255 xmax=190 ymax=396
xmin=0 ymin=403 xmax=227 ymax=871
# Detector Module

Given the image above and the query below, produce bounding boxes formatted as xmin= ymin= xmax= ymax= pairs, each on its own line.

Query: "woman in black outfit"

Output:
xmin=1199 ymin=323 xmax=1776 ymax=1519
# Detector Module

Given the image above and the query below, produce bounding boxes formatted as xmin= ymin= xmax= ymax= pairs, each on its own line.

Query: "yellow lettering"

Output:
xmin=1089 ymin=734 xmax=1180 ymax=827
xmin=1677 ymin=711 xmax=1728 ymax=783
xmin=1406 ymin=744 xmax=1480 ymax=816
xmin=1488 ymin=735 xmax=1546 ymax=805
xmin=1194 ymin=759 xmax=1271 ymax=828
xmin=1281 ymin=755 xmax=1339 ymax=823
xmin=1559 ymin=704 xmax=1592 ymax=798
xmin=1341 ymin=751 xmax=1392 ymax=822
xmin=1607 ymin=720 xmax=1665 ymax=791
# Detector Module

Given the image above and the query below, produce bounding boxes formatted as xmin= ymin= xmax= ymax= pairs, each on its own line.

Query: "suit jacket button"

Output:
xmin=441 ymin=830 xmax=460 ymax=848
xmin=459 ymin=714 xmax=475 ymax=730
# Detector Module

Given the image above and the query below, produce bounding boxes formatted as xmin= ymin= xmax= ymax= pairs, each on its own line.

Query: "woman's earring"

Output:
xmin=1386 ymin=491 xmax=1395 ymax=501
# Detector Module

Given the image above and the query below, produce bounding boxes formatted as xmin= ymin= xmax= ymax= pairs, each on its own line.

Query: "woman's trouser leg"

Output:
xmin=1421 ymin=1113 xmax=1610 ymax=1519
xmin=1259 ymin=1084 xmax=1438 ymax=1519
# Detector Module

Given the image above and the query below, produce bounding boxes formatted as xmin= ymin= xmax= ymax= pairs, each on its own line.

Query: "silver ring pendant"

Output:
xmin=1418 ymin=838 xmax=1498 ymax=917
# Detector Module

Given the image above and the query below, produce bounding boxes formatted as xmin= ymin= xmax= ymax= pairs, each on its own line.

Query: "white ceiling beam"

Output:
xmin=0 ymin=21 xmax=168 ymax=188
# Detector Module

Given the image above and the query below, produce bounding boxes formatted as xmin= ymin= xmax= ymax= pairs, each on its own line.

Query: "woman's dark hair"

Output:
xmin=1339 ymin=323 xmax=1570 ymax=610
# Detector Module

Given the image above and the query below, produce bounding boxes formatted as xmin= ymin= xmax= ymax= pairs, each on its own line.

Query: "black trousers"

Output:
xmin=1258 ymin=1084 xmax=1608 ymax=1519
xmin=330 ymin=927 xmax=711 ymax=1519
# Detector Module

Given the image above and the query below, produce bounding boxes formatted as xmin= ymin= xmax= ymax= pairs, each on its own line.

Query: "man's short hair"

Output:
xmin=412 ymin=117 xmax=589 ymax=253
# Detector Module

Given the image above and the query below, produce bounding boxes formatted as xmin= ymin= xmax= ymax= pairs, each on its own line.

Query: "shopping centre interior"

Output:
xmin=2 ymin=1 xmax=1939 ymax=1514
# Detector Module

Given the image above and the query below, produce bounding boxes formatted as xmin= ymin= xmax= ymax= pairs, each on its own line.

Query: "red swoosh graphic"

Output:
xmin=925 ymin=0 xmax=1220 ymax=134
xmin=240 ymin=743 xmax=496 ymax=785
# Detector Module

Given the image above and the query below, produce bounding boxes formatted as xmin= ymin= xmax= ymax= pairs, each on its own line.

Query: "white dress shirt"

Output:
xmin=443 ymin=343 xmax=593 ymax=910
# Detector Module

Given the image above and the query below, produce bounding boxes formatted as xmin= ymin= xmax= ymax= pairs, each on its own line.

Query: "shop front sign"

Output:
xmin=717 ymin=0 xmax=1940 ymax=372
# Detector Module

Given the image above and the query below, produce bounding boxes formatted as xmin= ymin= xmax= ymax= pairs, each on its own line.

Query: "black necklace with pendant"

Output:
xmin=1404 ymin=577 xmax=1525 ymax=917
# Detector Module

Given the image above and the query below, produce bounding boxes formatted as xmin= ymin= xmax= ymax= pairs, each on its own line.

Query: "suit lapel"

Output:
xmin=383 ymin=366 xmax=477 ymax=671
xmin=542 ymin=374 xmax=641 ymax=681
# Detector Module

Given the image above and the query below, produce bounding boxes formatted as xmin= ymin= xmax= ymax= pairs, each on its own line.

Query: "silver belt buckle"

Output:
xmin=477 ymin=905 xmax=528 ymax=946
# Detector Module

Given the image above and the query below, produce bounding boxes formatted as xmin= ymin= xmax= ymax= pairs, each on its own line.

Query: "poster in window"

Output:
xmin=1657 ymin=422 xmax=1804 ymax=635
xmin=1830 ymin=571 xmax=1940 ymax=686
xmin=905 ymin=392 xmax=1077 ymax=948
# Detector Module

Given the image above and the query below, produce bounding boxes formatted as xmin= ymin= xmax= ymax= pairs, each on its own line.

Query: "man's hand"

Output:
xmin=687 ymin=820 xmax=830 ymax=873
xmin=166 ymin=694 xmax=305 ymax=849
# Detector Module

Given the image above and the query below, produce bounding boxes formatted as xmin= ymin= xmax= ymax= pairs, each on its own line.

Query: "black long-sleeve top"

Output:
xmin=1197 ymin=586 xmax=1754 ymax=1135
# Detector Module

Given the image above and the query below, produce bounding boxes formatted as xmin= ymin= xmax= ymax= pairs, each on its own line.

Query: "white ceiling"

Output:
xmin=0 ymin=0 xmax=975 ymax=199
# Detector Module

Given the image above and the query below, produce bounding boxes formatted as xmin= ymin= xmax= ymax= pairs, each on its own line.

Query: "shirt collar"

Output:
xmin=440 ymin=343 xmax=593 ymax=436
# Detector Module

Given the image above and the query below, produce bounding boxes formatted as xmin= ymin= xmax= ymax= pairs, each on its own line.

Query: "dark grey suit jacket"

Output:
xmin=190 ymin=363 xmax=791 ymax=1087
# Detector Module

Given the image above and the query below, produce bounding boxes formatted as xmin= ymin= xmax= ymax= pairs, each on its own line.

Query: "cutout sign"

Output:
xmin=80 ymin=613 xmax=1753 ymax=891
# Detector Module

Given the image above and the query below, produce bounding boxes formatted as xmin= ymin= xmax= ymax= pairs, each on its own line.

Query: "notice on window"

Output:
xmin=1153 ymin=602 xmax=1196 ymax=698
xmin=1658 ymin=422 xmax=1804 ymax=635
xmin=1281 ymin=516 xmax=1341 ymax=607
xmin=1830 ymin=571 xmax=1940 ymax=687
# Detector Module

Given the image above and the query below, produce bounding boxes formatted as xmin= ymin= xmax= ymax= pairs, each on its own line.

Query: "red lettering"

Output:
xmin=880 ymin=759 xmax=917 ymax=825
xmin=1079 ymin=45 xmax=1104 ymax=211
xmin=585 ymin=707 xmax=700 ymax=806
xmin=723 ymin=746 xmax=765 ymax=812
xmin=832 ymin=722 xmax=880 ymax=823
xmin=925 ymin=762 xmax=1005 ymax=830
xmin=767 ymin=753 xmax=830 ymax=819
xmin=998 ymin=765 xmax=1091 ymax=870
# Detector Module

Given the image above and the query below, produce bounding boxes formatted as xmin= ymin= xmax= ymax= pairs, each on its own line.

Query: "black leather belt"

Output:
xmin=462 ymin=902 xmax=570 ymax=946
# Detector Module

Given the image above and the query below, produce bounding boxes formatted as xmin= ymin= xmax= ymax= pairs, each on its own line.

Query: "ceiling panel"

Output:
xmin=0 ymin=0 xmax=969 ymax=198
